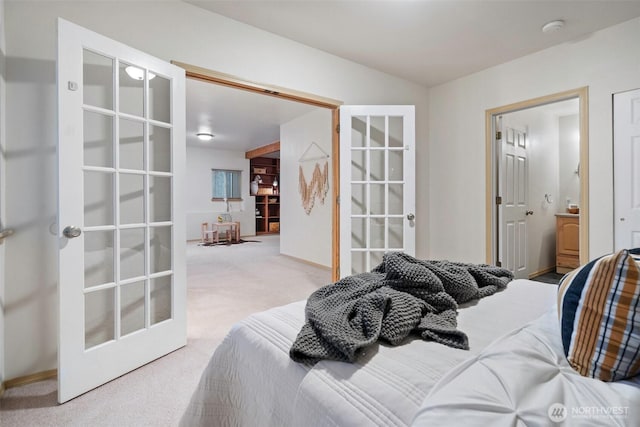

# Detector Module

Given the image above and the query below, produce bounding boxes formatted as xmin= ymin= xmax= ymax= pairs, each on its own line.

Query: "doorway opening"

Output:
xmin=485 ymin=87 xmax=589 ymax=279
xmin=174 ymin=61 xmax=343 ymax=280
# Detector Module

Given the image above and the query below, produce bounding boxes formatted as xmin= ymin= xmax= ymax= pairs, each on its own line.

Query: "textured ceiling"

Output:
xmin=187 ymin=0 xmax=640 ymax=87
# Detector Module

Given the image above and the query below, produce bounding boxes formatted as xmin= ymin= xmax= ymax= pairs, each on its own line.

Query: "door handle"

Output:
xmin=407 ymin=213 xmax=415 ymax=221
xmin=63 ymin=226 xmax=82 ymax=238
xmin=525 ymin=210 xmax=534 ymax=216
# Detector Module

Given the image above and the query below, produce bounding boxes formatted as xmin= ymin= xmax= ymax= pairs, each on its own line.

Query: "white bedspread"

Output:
xmin=180 ymin=279 xmax=557 ymax=427
xmin=413 ymin=310 xmax=640 ymax=426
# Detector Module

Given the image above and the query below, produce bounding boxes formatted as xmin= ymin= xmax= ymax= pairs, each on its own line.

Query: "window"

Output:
xmin=211 ymin=169 xmax=242 ymax=200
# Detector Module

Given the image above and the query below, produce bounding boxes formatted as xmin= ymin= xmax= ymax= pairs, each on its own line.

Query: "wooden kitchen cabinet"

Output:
xmin=556 ymin=214 xmax=580 ymax=274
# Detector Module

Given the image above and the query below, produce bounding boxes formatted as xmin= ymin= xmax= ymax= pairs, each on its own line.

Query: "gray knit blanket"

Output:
xmin=289 ymin=252 xmax=513 ymax=364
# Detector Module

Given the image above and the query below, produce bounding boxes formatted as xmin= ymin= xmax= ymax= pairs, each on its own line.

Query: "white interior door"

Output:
xmin=499 ymin=120 xmax=529 ymax=279
xmin=339 ymin=106 xmax=415 ymax=277
xmin=614 ymin=89 xmax=640 ymax=250
xmin=57 ymin=19 xmax=186 ymax=403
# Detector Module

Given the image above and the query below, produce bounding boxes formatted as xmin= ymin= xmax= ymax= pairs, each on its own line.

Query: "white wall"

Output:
xmin=185 ymin=146 xmax=254 ymax=240
xmin=3 ymin=0 xmax=429 ymax=379
xmin=0 ymin=0 xmax=6 ymax=386
xmin=280 ymin=109 xmax=332 ymax=267
xmin=428 ymin=17 xmax=640 ymax=263
xmin=558 ymin=114 xmax=581 ymax=210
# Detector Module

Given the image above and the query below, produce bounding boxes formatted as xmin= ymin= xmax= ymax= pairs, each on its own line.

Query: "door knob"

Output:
xmin=63 ymin=226 xmax=82 ymax=238
xmin=407 ymin=213 xmax=415 ymax=221
xmin=525 ymin=210 xmax=534 ymax=216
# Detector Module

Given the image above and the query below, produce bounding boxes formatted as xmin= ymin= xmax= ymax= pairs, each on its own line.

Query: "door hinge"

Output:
xmin=336 ymin=195 xmax=340 ymax=205
xmin=496 ymin=260 xmax=502 ymax=267
xmin=0 ymin=228 xmax=14 ymax=245
xmin=496 ymin=196 xmax=502 ymax=205
xmin=336 ymin=124 xmax=341 ymax=133
xmin=496 ymin=131 xmax=502 ymax=140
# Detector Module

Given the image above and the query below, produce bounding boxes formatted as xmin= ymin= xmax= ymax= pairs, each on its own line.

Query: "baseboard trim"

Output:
xmin=529 ymin=266 xmax=556 ymax=279
xmin=3 ymin=369 xmax=57 ymax=391
xmin=281 ymin=254 xmax=331 ymax=271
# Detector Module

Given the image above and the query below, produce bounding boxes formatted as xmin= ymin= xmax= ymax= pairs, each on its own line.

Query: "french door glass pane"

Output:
xmin=370 ymin=184 xmax=385 ymax=215
xmin=121 ymin=280 xmax=146 ymax=336
xmin=389 ymin=116 xmax=403 ymax=147
xmin=351 ymin=218 xmax=366 ymax=249
xmin=83 ymin=110 xmax=113 ymax=168
xmin=351 ymin=252 xmax=366 ymax=276
xmin=369 ymin=150 xmax=384 ymax=181
xmin=389 ymin=218 xmax=404 ymax=249
xmin=351 ymin=150 xmax=366 ymax=181
xmin=370 ymin=116 xmax=385 ymax=148
xmin=84 ymin=171 xmax=114 ymax=227
xmin=150 ymin=275 xmax=172 ymax=325
xmin=84 ymin=230 xmax=115 ymax=289
xmin=389 ymin=184 xmax=403 ymax=215
xmin=119 ymin=61 xmax=144 ymax=118
xmin=149 ymin=125 xmax=171 ymax=172
xmin=83 ymin=49 xmax=113 ymax=110
xmin=351 ymin=116 xmax=366 ymax=147
xmin=389 ymin=150 xmax=403 ymax=181
xmin=149 ymin=176 xmax=171 ymax=222
xmin=150 ymin=226 xmax=172 ymax=273
xmin=351 ymin=184 xmax=366 ymax=215
xmin=370 ymin=218 xmax=385 ymax=249
xmin=120 ymin=228 xmax=146 ymax=280
xmin=370 ymin=251 xmax=384 ymax=268
xmin=149 ymin=74 xmax=171 ymax=123
xmin=85 ymin=288 xmax=115 ymax=349
xmin=119 ymin=118 xmax=144 ymax=171
xmin=120 ymin=173 xmax=145 ymax=224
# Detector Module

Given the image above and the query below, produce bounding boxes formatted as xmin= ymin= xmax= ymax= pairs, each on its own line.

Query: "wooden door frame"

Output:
xmin=485 ymin=87 xmax=589 ymax=267
xmin=171 ymin=62 xmax=343 ymax=280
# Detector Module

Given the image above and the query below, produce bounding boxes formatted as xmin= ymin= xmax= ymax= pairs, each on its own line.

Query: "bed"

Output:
xmin=412 ymin=308 xmax=640 ymax=426
xmin=179 ymin=275 xmax=639 ymax=426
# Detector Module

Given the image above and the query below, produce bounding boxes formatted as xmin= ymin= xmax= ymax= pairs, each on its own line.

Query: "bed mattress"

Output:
xmin=413 ymin=309 xmax=640 ymax=426
xmin=180 ymin=279 xmax=559 ymax=426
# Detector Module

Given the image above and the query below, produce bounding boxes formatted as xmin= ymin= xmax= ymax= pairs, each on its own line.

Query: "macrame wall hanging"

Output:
xmin=298 ymin=142 xmax=330 ymax=215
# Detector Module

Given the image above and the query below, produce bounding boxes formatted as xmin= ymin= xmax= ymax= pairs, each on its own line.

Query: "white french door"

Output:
xmin=614 ymin=89 xmax=640 ymax=250
xmin=497 ymin=116 xmax=529 ymax=279
xmin=57 ymin=19 xmax=186 ymax=403
xmin=339 ymin=106 xmax=415 ymax=277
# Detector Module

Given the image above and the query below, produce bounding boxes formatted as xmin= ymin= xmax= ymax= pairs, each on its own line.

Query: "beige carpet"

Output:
xmin=0 ymin=236 xmax=330 ymax=426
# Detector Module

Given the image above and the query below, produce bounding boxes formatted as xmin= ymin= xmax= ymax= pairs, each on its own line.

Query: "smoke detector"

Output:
xmin=542 ymin=20 xmax=565 ymax=33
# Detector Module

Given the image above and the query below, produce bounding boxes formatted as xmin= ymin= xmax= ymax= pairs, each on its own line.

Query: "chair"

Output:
xmin=201 ymin=222 xmax=218 ymax=244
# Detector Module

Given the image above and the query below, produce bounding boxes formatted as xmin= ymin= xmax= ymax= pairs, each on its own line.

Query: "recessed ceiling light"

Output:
xmin=542 ymin=20 xmax=565 ymax=34
xmin=197 ymin=132 xmax=215 ymax=141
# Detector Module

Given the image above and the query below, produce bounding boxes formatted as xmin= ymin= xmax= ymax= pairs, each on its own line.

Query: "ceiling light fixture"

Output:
xmin=197 ymin=132 xmax=215 ymax=141
xmin=542 ymin=20 xmax=565 ymax=34
xmin=125 ymin=65 xmax=156 ymax=81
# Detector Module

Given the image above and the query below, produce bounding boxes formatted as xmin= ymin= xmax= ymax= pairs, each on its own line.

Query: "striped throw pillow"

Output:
xmin=557 ymin=248 xmax=640 ymax=382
